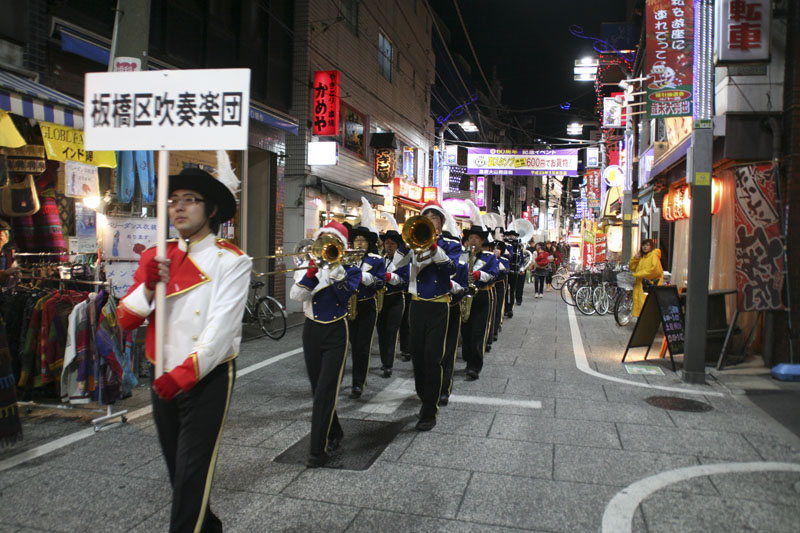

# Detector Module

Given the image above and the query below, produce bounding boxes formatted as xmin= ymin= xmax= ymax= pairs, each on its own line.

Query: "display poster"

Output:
xmin=64 ymin=159 xmax=99 ymax=198
xmin=595 ymin=233 xmax=607 ymax=264
xmin=646 ymin=0 xmax=694 ymax=118
xmin=106 ymin=261 xmax=139 ymax=299
xmin=102 ymin=216 xmax=158 ymax=260
xmin=71 ymin=202 xmax=97 ymax=253
xmin=467 ymin=148 xmax=578 ymax=176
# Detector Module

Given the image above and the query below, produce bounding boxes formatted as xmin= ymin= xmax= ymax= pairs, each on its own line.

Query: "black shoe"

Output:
xmin=327 ymin=436 xmax=342 ymax=452
xmin=401 ymin=353 xmax=411 ymax=362
xmin=349 ymin=387 xmax=362 ymax=399
xmin=415 ymin=417 xmax=436 ymax=431
xmin=493 ymin=335 xmax=498 ymax=342
xmin=485 ymin=344 xmax=491 ymax=353
xmin=306 ymin=453 xmax=328 ymax=468
xmin=517 ymin=301 xmax=523 ymax=305
xmin=505 ymin=312 xmax=513 ymax=319
xmin=439 ymin=394 xmax=449 ymax=406
xmin=382 ymin=367 xmax=392 ymax=378
xmin=465 ymin=369 xmax=479 ymax=381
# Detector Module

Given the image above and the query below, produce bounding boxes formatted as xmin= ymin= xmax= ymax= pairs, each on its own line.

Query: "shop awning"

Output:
xmin=310 ymin=176 xmax=383 ymax=205
xmin=57 ymin=24 xmax=109 ymax=66
xmin=0 ymin=69 xmax=83 ymax=128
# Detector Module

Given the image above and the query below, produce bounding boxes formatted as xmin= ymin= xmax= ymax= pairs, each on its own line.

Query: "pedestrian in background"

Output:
xmin=629 ymin=238 xmax=664 ymax=318
xmin=533 ymin=243 xmax=550 ymax=298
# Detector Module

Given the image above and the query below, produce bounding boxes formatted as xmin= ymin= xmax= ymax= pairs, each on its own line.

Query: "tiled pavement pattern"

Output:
xmin=1 ymin=284 xmax=799 ymax=532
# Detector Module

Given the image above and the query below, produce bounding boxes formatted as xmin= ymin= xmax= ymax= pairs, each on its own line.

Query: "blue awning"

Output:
xmin=59 ymin=25 xmax=110 ymax=66
xmin=0 ymin=69 xmax=83 ymax=128
xmin=249 ymin=104 xmax=298 ymax=136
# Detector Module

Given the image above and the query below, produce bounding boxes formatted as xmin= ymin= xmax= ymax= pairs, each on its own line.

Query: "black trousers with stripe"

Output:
xmin=302 ymin=318 xmax=347 ymax=457
xmin=409 ymin=298 xmax=449 ymax=420
xmin=349 ymin=297 xmax=377 ymax=389
xmin=492 ymin=280 xmax=506 ymax=338
xmin=506 ymin=271 xmax=518 ymax=313
xmin=441 ymin=303 xmax=462 ymax=398
xmin=151 ymin=360 xmax=235 ymax=533
xmin=376 ymin=291 xmax=404 ymax=370
xmin=461 ymin=290 xmax=491 ymax=374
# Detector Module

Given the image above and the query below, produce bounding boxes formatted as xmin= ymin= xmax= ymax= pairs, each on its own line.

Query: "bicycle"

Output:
xmin=550 ymin=265 xmax=570 ymax=290
xmin=243 ymin=278 xmax=287 ymax=340
xmin=613 ymin=270 xmax=635 ymax=326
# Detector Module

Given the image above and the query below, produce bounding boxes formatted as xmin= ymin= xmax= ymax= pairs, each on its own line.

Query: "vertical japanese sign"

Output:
xmin=476 ymin=175 xmax=485 ymax=207
xmin=64 ymin=160 xmax=99 ymax=198
xmin=586 ymin=168 xmax=601 ymax=210
xmin=715 ymin=0 xmax=770 ymax=62
xmin=312 ymin=70 xmax=340 ymax=136
xmin=83 ymin=69 xmax=250 ymax=150
xmin=646 ymin=0 xmax=694 ymax=119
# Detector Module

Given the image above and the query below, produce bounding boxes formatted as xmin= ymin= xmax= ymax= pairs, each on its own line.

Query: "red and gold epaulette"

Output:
xmin=215 ymin=238 xmax=245 ymax=256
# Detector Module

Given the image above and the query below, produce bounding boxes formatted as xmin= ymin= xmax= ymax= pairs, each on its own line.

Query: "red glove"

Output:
xmin=429 ymin=241 xmax=438 ymax=252
xmin=472 ymin=270 xmax=481 ymax=281
xmin=144 ymin=256 xmax=161 ymax=290
xmin=153 ymin=372 xmax=181 ymax=401
xmin=306 ymin=259 xmax=318 ymax=279
xmin=385 ymin=272 xmax=392 ymax=283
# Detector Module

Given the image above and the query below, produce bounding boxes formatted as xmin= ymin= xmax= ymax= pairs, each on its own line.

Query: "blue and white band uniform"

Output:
xmin=385 ymin=246 xmax=410 ymax=295
xmin=406 ymin=234 xmax=461 ymax=299
xmin=290 ymin=263 xmax=362 ymax=323
xmin=473 ymin=250 xmax=499 ymax=289
xmin=357 ymin=253 xmax=386 ymax=300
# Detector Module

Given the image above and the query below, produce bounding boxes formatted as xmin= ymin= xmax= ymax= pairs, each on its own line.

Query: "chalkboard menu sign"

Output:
xmin=622 ymin=286 xmax=685 ymax=371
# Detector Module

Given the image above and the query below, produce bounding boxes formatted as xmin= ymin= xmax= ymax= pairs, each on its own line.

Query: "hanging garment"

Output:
xmin=60 ymin=299 xmax=91 ymax=404
xmin=116 ymin=151 xmax=135 ymax=204
xmin=0 ymin=317 xmax=22 ymax=446
xmin=135 ymin=151 xmax=155 ymax=203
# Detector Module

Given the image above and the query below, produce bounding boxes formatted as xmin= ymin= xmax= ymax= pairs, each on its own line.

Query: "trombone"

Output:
xmin=252 ymin=234 xmax=364 ymax=276
xmin=402 ymin=215 xmax=438 ymax=253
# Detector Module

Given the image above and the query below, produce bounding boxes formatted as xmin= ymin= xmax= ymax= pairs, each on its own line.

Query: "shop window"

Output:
xmin=340 ymin=0 xmax=358 ymax=34
xmin=378 ymin=31 xmax=393 ymax=82
xmin=341 ymin=102 xmax=366 ymax=159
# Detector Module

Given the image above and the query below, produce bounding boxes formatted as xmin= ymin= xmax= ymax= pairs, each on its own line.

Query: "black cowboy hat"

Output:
xmin=464 ymin=224 xmax=490 ymax=240
xmin=169 ymin=168 xmax=236 ymax=222
xmin=350 ymin=225 xmax=378 ymax=244
xmin=382 ymin=230 xmax=403 ymax=246
xmin=492 ymin=240 xmax=507 ymax=253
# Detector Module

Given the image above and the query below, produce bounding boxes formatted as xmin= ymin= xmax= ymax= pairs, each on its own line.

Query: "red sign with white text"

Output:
xmin=393 ymin=177 xmax=423 ymax=202
xmin=595 ymin=234 xmax=607 ymax=264
xmin=312 ymin=70 xmax=340 ymax=136
xmin=583 ymin=242 xmax=595 ymax=267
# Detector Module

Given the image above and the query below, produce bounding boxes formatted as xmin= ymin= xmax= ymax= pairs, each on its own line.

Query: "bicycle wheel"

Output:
xmin=592 ymin=286 xmax=609 ymax=315
xmin=551 ymin=273 xmax=567 ymax=290
xmin=575 ymin=286 xmax=596 ymax=315
xmin=257 ymin=296 xmax=287 ymax=339
xmin=614 ymin=290 xmax=633 ymax=326
xmin=561 ymin=278 xmax=577 ymax=306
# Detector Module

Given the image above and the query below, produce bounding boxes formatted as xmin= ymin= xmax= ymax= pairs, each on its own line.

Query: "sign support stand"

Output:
xmin=155 ymin=150 xmax=169 ymax=379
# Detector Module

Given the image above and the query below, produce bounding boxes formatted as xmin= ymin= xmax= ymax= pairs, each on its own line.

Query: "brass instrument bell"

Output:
xmin=401 ymin=215 xmax=437 ymax=253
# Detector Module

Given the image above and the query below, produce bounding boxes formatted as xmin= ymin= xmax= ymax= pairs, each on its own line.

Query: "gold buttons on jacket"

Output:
xmin=218 ymin=251 xmax=223 ymax=257
xmin=192 ymin=335 xmax=198 ymax=340
xmin=195 ymin=309 xmax=201 ymax=315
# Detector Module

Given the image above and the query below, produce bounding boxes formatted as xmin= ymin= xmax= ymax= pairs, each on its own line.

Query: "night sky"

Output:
xmin=429 ymin=0 xmax=635 ymax=139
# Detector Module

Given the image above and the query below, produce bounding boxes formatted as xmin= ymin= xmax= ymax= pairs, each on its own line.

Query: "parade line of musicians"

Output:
xmin=289 ymin=197 xmax=533 ymax=467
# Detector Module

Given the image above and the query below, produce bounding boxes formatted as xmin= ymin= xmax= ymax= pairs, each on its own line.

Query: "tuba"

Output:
xmin=401 ymin=215 xmax=437 ymax=253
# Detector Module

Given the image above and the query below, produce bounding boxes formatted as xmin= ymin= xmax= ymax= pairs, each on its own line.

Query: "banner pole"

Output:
xmin=155 ymin=150 xmax=169 ymax=379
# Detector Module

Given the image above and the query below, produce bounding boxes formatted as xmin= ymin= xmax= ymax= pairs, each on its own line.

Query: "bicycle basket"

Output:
xmin=602 ymin=268 xmax=617 ymax=283
xmin=616 ymin=271 xmax=635 ymax=290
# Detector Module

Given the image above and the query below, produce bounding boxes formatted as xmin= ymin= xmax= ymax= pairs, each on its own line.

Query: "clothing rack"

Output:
xmin=13 ymin=252 xmax=96 ymax=257
xmin=9 ymin=275 xmax=128 ymax=431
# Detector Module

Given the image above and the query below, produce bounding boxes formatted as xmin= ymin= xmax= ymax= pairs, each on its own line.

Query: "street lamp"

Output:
xmin=573 ymin=57 xmax=598 ymax=81
xmin=566 ymin=122 xmax=583 ymax=136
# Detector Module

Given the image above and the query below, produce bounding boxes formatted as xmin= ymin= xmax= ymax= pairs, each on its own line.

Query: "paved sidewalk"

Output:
xmin=1 ymin=284 xmax=799 ymax=532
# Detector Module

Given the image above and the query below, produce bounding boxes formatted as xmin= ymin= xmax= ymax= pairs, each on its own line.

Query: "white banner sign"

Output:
xmin=715 ymin=0 xmax=770 ymax=63
xmin=64 ymin=159 xmax=99 ymax=198
xmin=84 ymin=68 xmax=251 ymax=151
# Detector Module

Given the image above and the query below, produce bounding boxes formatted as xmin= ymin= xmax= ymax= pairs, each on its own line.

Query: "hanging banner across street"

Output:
xmin=83 ymin=68 xmax=251 ymax=151
xmin=646 ymin=0 xmax=694 ymax=119
xmin=467 ymin=148 xmax=578 ymax=176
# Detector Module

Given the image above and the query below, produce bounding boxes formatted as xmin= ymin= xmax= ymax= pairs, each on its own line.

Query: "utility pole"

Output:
xmin=108 ymin=0 xmax=151 ymax=71
xmin=682 ymin=0 xmax=714 ymax=384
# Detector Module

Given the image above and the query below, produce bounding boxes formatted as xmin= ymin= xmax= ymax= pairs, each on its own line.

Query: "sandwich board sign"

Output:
xmin=83 ymin=68 xmax=250 ymax=378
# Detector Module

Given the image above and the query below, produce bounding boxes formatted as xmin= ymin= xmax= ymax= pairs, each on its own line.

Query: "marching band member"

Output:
xmin=376 ymin=217 xmax=409 ymax=378
xmin=437 ymin=208 xmax=468 ymax=406
xmin=289 ymin=220 xmax=361 ymax=468
xmin=399 ymin=201 xmax=461 ymax=430
xmin=118 ymin=157 xmax=252 ymax=532
xmin=504 ymin=229 xmax=520 ymax=318
xmin=347 ymin=199 xmax=385 ymax=398
xmin=461 ymin=201 xmax=498 ymax=381
xmin=491 ymin=240 xmax=509 ymax=343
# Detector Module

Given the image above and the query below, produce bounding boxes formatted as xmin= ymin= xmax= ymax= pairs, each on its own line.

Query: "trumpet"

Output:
xmin=402 ymin=215 xmax=437 ymax=253
xmin=252 ymin=234 xmax=364 ymax=276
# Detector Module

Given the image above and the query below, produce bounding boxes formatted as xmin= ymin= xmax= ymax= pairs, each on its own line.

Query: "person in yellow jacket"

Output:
xmin=628 ymin=239 xmax=664 ymax=317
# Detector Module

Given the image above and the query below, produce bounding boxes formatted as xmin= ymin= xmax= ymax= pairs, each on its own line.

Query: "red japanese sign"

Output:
xmin=312 ymin=70 xmax=340 ymax=136
xmin=583 ymin=241 xmax=595 ymax=268
xmin=595 ymin=234 xmax=607 ymax=264
xmin=586 ymin=169 xmax=601 ymax=201
xmin=422 ymin=187 xmax=438 ymax=203
xmin=716 ymin=0 xmax=770 ymax=62
xmin=646 ymin=0 xmax=694 ymax=119
xmin=393 ymin=177 xmax=423 ymax=202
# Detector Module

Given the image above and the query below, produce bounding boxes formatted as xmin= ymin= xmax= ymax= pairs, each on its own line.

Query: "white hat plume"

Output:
xmin=215 ymin=150 xmax=240 ymax=194
xmin=359 ymin=197 xmax=379 ymax=234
